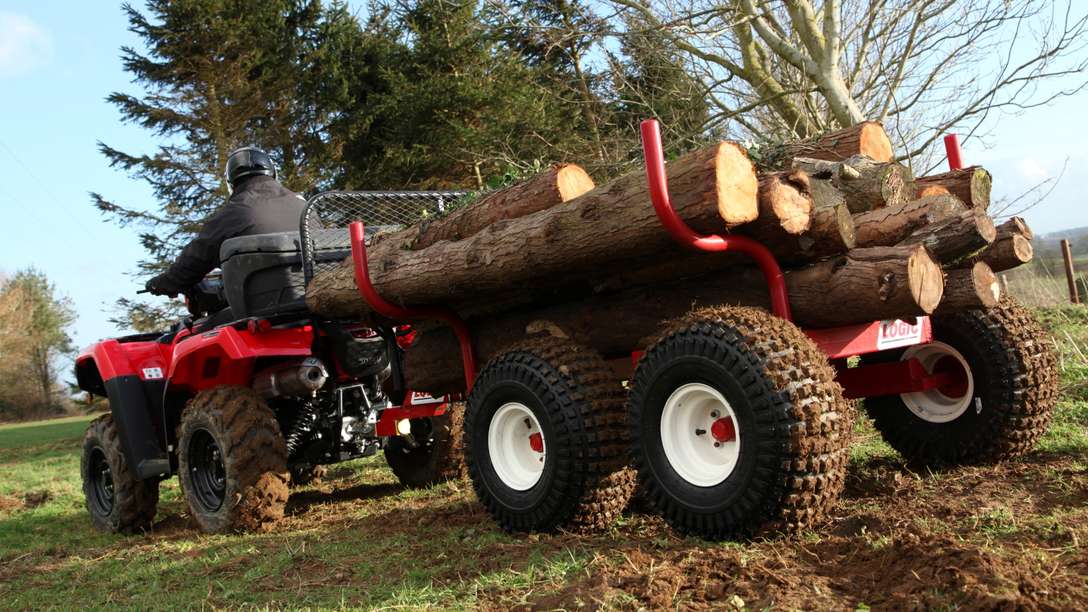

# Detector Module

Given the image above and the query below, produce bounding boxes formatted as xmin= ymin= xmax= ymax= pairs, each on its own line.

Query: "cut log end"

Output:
xmin=858 ymin=121 xmax=894 ymax=163
xmin=554 ymin=164 xmax=596 ymax=201
xmin=979 ymin=234 xmax=1034 ymax=272
xmin=758 ymin=171 xmax=812 ymax=235
xmin=937 ymin=262 xmax=1000 ymax=313
xmin=906 ymin=246 xmax=945 ymax=313
xmin=715 ymin=142 xmax=760 ymax=225
xmin=916 ymin=184 xmax=951 ymax=199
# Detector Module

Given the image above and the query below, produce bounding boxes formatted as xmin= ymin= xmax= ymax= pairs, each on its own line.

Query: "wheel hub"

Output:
xmin=900 ymin=341 xmax=975 ymax=423
xmin=188 ymin=429 xmax=227 ymax=512
xmin=487 ymin=403 xmax=546 ymax=491
xmin=89 ymin=447 xmax=115 ymax=515
xmin=660 ymin=383 xmax=741 ymax=487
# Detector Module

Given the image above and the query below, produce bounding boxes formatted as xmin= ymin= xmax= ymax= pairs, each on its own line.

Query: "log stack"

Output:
xmin=302 ymin=122 xmax=1036 ymax=394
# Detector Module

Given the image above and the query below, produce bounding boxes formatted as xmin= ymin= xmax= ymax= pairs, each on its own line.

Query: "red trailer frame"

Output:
xmin=345 ymin=120 xmax=969 ymax=403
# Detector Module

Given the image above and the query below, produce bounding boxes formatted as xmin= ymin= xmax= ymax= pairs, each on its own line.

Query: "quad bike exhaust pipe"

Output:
xmin=253 ymin=358 xmax=328 ymax=399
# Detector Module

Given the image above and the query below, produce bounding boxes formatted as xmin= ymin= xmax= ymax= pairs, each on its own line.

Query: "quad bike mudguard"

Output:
xmin=76 ymin=337 xmax=172 ymax=480
xmin=77 ymin=321 xmax=319 ymax=480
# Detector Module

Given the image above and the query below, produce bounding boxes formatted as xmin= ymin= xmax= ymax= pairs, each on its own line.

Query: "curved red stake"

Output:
xmin=349 ymin=222 xmax=476 ymax=389
xmin=640 ymin=119 xmax=793 ymax=321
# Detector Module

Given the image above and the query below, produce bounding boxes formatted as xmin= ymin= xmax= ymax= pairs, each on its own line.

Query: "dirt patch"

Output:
xmin=0 ymin=494 xmax=21 ymax=513
xmin=22 ymin=490 xmax=52 ymax=509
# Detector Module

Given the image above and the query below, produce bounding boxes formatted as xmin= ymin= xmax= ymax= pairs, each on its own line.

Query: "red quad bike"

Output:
xmin=76 ymin=192 xmax=468 ymax=534
xmin=339 ymin=122 xmax=1059 ymax=539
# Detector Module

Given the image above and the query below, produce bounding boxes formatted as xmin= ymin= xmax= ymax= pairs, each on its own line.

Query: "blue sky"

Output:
xmin=0 ymin=3 xmax=1085 ymax=360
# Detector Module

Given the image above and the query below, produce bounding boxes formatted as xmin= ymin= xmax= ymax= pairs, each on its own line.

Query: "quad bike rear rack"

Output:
xmin=346 ymin=120 xmax=970 ymax=400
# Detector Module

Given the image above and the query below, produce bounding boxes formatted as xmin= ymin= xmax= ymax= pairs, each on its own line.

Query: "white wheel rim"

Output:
xmin=660 ymin=383 xmax=741 ymax=487
xmin=487 ymin=402 xmax=546 ymax=491
xmin=900 ymin=341 xmax=974 ymax=423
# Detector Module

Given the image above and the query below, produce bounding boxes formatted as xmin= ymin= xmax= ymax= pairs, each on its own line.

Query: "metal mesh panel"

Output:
xmin=300 ymin=190 xmax=468 ymax=286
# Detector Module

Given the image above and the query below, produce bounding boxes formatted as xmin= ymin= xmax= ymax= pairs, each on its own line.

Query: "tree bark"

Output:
xmin=410 ymin=164 xmax=594 ymax=249
xmin=306 ymin=142 xmax=759 ymax=319
xmin=969 ymin=234 xmax=1034 ymax=272
xmin=915 ymin=166 xmax=992 ymax=210
xmin=792 ymin=155 xmax=913 ymax=213
xmin=853 ymin=194 xmax=966 ymax=248
xmin=935 ymin=262 xmax=1001 ymax=313
xmin=781 ymin=121 xmax=894 ymax=164
xmin=404 ymin=245 xmax=944 ymax=393
xmin=897 ymin=209 xmax=996 ymax=264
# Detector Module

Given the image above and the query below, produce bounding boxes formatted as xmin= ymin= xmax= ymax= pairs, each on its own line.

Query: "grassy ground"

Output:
xmin=1 ymin=309 xmax=1086 ymax=610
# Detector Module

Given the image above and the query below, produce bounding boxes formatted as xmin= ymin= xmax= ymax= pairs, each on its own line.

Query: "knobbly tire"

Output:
xmin=177 ymin=386 xmax=289 ymax=533
xmin=628 ymin=306 xmax=852 ymax=540
xmin=384 ymin=404 xmax=467 ymax=487
xmin=81 ymin=414 xmax=158 ymax=534
xmin=465 ymin=338 xmax=636 ymax=533
xmin=862 ymin=298 xmax=1058 ymax=468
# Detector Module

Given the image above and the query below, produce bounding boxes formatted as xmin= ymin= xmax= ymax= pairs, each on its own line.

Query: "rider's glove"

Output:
xmin=145 ymin=274 xmax=179 ymax=298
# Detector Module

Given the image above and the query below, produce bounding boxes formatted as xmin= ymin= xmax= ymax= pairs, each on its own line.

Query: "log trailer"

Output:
xmin=75 ymin=121 xmax=1057 ymax=539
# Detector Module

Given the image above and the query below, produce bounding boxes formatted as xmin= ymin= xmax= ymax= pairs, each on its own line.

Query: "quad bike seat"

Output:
xmin=219 ymin=230 xmax=350 ymax=318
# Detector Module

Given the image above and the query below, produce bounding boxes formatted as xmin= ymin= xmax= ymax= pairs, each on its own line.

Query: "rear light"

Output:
xmin=246 ymin=319 xmax=272 ymax=334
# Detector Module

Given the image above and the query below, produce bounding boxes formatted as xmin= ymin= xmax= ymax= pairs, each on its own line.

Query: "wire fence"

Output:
xmin=299 ymin=190 xmax=468 ymax=286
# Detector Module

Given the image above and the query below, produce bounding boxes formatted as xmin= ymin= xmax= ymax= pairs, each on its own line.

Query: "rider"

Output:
xmin=144 ymin=147 xmax=306 ymax=298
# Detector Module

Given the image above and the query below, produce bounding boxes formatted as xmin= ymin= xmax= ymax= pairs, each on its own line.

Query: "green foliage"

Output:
xmin=96 ymin=0 xmax=713 ymax=331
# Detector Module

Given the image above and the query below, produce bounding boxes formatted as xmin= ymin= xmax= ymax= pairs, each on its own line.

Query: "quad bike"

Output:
xmin=76 ymin=193 xmax=467 ymax=534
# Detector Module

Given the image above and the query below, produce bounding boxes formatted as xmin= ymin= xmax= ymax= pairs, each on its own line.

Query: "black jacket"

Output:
xmin=153 ymin=175 xmax=306 ymax=294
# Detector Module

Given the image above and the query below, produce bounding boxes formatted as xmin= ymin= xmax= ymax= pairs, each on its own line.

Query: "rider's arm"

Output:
xmin=152 ymin=204 xmax=254 ymax=294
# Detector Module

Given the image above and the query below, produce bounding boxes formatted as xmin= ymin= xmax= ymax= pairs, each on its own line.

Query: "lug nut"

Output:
xmin=695 ymin=428 xmax=707 ymax=436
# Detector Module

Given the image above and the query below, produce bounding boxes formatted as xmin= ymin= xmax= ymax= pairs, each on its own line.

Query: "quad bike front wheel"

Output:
xmin=465 ymin=338 xmax=635 ymax=533
xmin=81 ymin=414 xmax=159 ymax=534
xmin=177 ymin=386 xmax=289 ymax=533
xmin=384 ymin=404 xmax=466 ymax=487
xmin=628 ymin=306 xmax=853 ymax=539
xmin=861 ymin=299 xmax=1058 ymax=468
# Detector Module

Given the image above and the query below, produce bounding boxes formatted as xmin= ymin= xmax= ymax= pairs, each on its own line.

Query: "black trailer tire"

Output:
xmin=81 ymin=414 xmax=159 ymax=534
xmin=861 ymin=299 xmax=1058 ymax=468
xmin=628 ymin=306 xmax=852 ymax=539
xmin=384 ymin=404 xmax=467 ymax=487
xmin=177 ymin=386 xmax=289 ymax=533
xmin=465 ymin=338 xmax=635 ymax=533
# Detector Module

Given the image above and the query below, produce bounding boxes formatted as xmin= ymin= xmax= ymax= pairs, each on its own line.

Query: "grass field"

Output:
xmin=1 ymin=308 xmax=1086 ymax=610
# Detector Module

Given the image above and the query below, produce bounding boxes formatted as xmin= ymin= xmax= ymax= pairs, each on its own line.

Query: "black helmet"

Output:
xmin=225 ymin=147 xmax=277 ymax=188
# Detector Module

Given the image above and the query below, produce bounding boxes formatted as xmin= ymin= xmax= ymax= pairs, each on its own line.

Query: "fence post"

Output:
xmin=1061 ymin=239 xmax=1080 ymax=304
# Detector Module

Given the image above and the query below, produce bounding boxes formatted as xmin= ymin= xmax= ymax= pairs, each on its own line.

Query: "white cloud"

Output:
xmin=1016 ymin=157 xmax=1050 ymax=182
xmin=0 ymin=11 xmax=52 ymax=78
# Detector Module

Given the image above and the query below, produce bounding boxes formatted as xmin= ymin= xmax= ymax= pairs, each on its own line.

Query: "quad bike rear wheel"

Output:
xmin=177 ymin=386 xmax=289 ymax=533
xmin=465 ymin=338 xmax=635 ymax=533
xmin=628 ymin=306 xmax=852 ymax=539
xmin=384 ymin=404 xmax=467 ymax=487
xmin=81 ymin=414 xmax=159 ymax=534
xmin=861 ymin=299 xmax=1058 ymax=468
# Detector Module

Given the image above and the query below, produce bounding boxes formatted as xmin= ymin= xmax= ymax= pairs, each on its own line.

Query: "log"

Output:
xmin=853 ymin=194 xmax=966 ymax=248
xmin=792 ymin=155 xmax=914 ymax=213
xmin=410 ymin=164 xmax=594 ymax=249
xmin=751 ymin=170 xmax=812 ymax=235
xmin=782 ymin=121 xmax=894 ymax=164
xmin=915 ymin=166 xmax=992 ymax=210
xmin=783 ymin=245 xmax=944 ymax=328
xmin=404 ymin=246 xmax=944 ymax=393
xmin=935 ymin=262 xmax=1000 ymax=313
xmin=897 ymin=209 xmax=996 ymax=264
xmin=306 ymin=142 xmax=759 ymax=319
xmin=994 ymin=216 xmax=1034 ymax=241
xmin=755 ymin=202 xmax=856 ymax=263
xmin=971 ymin=234 xmax=1034 ymax=272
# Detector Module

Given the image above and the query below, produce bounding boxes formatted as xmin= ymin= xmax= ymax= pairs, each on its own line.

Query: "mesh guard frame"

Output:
xmin=299 ymin=190 xmax=468 ymax=287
